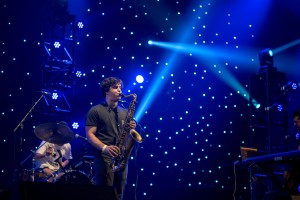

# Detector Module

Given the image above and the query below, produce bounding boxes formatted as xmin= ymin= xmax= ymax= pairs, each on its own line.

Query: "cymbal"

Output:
xmin=34 ymin=122 xmax=74 ymax=144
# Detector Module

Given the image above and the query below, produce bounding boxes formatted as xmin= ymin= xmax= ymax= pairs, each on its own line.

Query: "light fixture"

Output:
xmin=42 ymin=89 xmax=71 ymax=112
xmin=77 ymin=21 xmax=84 ymax=29
xmin=258 ymin=48 xmax=274 ymax=68
xmin=283 ymin=81 xmax=299 ymax=92
xmin=136 ymin=75 xmax=144 ymax=83
xmin=276 ymin=104 xmax=283 ymax=112
xmin=53 ymin=41 xmax=61 ymax=48
xmin=268 ymin=103 xmax=284 ymax=112
xmin=75 ymin=70 xmax=82 ymax=78
xmin=72 ymin=122 xmax=79 ymax=129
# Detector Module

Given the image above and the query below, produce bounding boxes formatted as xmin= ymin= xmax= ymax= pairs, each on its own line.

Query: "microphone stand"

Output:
xmin=12 ymin=94 xmax=45 ymax=183
xmin=13 ymin=94 xmax=45 ymax=133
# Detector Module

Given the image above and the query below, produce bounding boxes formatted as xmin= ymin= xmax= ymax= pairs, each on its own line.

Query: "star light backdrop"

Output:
xmin=1 ymin=0 xmax=300 ymax=199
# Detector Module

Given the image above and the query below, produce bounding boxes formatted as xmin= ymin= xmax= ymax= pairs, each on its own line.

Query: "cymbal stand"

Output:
xmin=87 ymin=160 xmax=94 ymax=182
xmin=12 ymin=93 xmax=45 ymax=182
xmin=20 ymin=150 xmax=36 ymax=182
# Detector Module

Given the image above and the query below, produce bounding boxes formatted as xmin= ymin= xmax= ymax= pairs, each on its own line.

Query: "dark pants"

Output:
xmin=94 ymin=156 xmax=128 ymax=200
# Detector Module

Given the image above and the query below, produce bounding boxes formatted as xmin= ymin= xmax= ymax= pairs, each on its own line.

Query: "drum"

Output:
xmin=34 ymin=169 xmax=48 ymax=182
xmin=19 ymin=169 xmax=47 ymax=182
xmin=57 ymin=170 xmax=92 ymax=185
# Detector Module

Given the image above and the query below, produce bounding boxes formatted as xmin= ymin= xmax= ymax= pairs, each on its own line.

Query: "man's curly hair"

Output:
xmin=100 ymin=77 xmax=123 ymax=97
xmin=292 ymin=109 xmax=300 ymax=119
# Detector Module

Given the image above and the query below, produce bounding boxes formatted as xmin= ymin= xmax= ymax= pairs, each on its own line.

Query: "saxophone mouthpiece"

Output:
xmin=120 ymin=93 xmax=125 ymax=97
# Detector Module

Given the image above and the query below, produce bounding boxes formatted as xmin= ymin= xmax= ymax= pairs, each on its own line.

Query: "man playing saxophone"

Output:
xmin=85 ymin=77 xmax=137 ymax=200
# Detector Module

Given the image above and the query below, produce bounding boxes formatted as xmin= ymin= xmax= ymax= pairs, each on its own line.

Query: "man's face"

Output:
xmin=106 ymin=83 xmax=122 ymax=101
xmin=293 ymin=116 xmax=300 ymax=129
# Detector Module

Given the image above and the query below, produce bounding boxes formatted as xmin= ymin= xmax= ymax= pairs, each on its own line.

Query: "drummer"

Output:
xmin=34 ymin=121 xmax=73 ymax=183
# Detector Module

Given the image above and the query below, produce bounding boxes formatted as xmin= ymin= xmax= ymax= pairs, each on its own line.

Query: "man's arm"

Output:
xmin=85 ymin=126 xmax=120 ymax=157
xmin=85 ymin=126 xmax=107 ymax=151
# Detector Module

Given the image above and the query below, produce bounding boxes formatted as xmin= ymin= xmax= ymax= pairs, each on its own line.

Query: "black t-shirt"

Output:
xmin=85 ymin=102 xmax=128 ymax=155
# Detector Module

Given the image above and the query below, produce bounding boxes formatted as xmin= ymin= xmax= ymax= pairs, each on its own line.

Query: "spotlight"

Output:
xmin=42 ymin=90 xmax=71 ymax=112
xmin=136 ymin=75 xmax=144 ymax=83
xmin=268 ymin=103 xmax=284 ymax=112
xmin=283 ymin=81 xmax=299 ymax=92
xmin=52 ymin=92 xmax=59 ymax=100
xmin=277 ymin=104 xmax=283 ymax=112
xmin=75 ymin=70 xmax=82 ymax=78
xmin=72 ymin=122 xmax=79 ymax=129
xmin=251 ymin=99 xmax=261 ymax=109
xmin=53 ymin=41 xmax=61 ymax=48
xmin=258 ymin=48 xmax=274 ymax=68
xmin=77 ymin=21 xmax=84 ymax=29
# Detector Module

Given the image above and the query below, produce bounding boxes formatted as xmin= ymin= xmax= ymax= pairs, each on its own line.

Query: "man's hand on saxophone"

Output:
xmin=103 ymin=145 xmax=120 ymax=157
xmin=103 ymin=120 xmax=136 ymax=157
xmin=129 ymin=120 xmax=137 ymax=129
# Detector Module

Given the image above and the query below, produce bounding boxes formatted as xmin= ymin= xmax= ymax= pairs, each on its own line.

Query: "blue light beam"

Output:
xmin=135 ymin=1 xmax=213 ymax=122
xmin=149 ymin=41 xmax=253 ymax=65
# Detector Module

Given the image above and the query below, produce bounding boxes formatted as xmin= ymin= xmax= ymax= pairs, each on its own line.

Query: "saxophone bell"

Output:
xmin=130 ymin=129 xmax=143 ymax=143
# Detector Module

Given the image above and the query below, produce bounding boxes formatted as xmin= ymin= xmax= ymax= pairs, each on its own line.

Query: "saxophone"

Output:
xmin=110 ymin=93 xmax=143 ymax=172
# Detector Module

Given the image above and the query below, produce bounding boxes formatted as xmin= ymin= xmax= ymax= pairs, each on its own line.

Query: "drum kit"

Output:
xmin=20 ymin=122 xmax=94 ymax=185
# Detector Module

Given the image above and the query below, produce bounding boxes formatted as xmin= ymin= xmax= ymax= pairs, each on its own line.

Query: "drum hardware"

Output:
xmin=30 ymin=155 xmax=35 ymax=182
xmin=19 ymin=169 xmax=48 ymax=182
xmin=73 ymin=155 xmax=94 ymax=168
xmin=72 ymin=155 xmax=94 ymax=181
xmin=20 ymin=142 xmax=48 ymax=182
xmin=20 ymin=149 xmax=38 ymax=182
xmin=34 ymin=121 xmax=74 ymax=145
xmin=46 ymin=171 xmax=65 ymax=183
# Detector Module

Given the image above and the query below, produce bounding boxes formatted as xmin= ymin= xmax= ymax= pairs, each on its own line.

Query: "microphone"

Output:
xmin=75 ymin=134 xmax=87 ymax=141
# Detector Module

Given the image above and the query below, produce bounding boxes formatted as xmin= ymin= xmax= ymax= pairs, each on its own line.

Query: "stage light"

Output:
xmin=283 ymin=81 xmax=299 ymax=92
xmin=148 ymin=40 xmax=153 ymax=45
xmin=53 ymin=41 xmax=61 ymax=48
xmin=75 ymin=70 xmax=82 ymax=78
xmin=277 ymin=104 xmax=283 ymax=112
xmin=258 ymin=48 xmax=273 ymax=68
xmin=43 ymin=90 xmax=71 ymax=112
xmin=267 ymin=103 xmax=284 ymax=112
xmin=251 ymin=99 xmax=261 ymax=109
xmin=72 ymin=122 xmax=79 ymax=129
xmin=77 ymin=21 xmax=84 ymax=29
xmin=255 ymin=103 xmax=261 ymax=109
xmin=136 ymin=75 xmax=144 ymax=83
xmin=52 ymin=92 xmax=59 ymax=100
